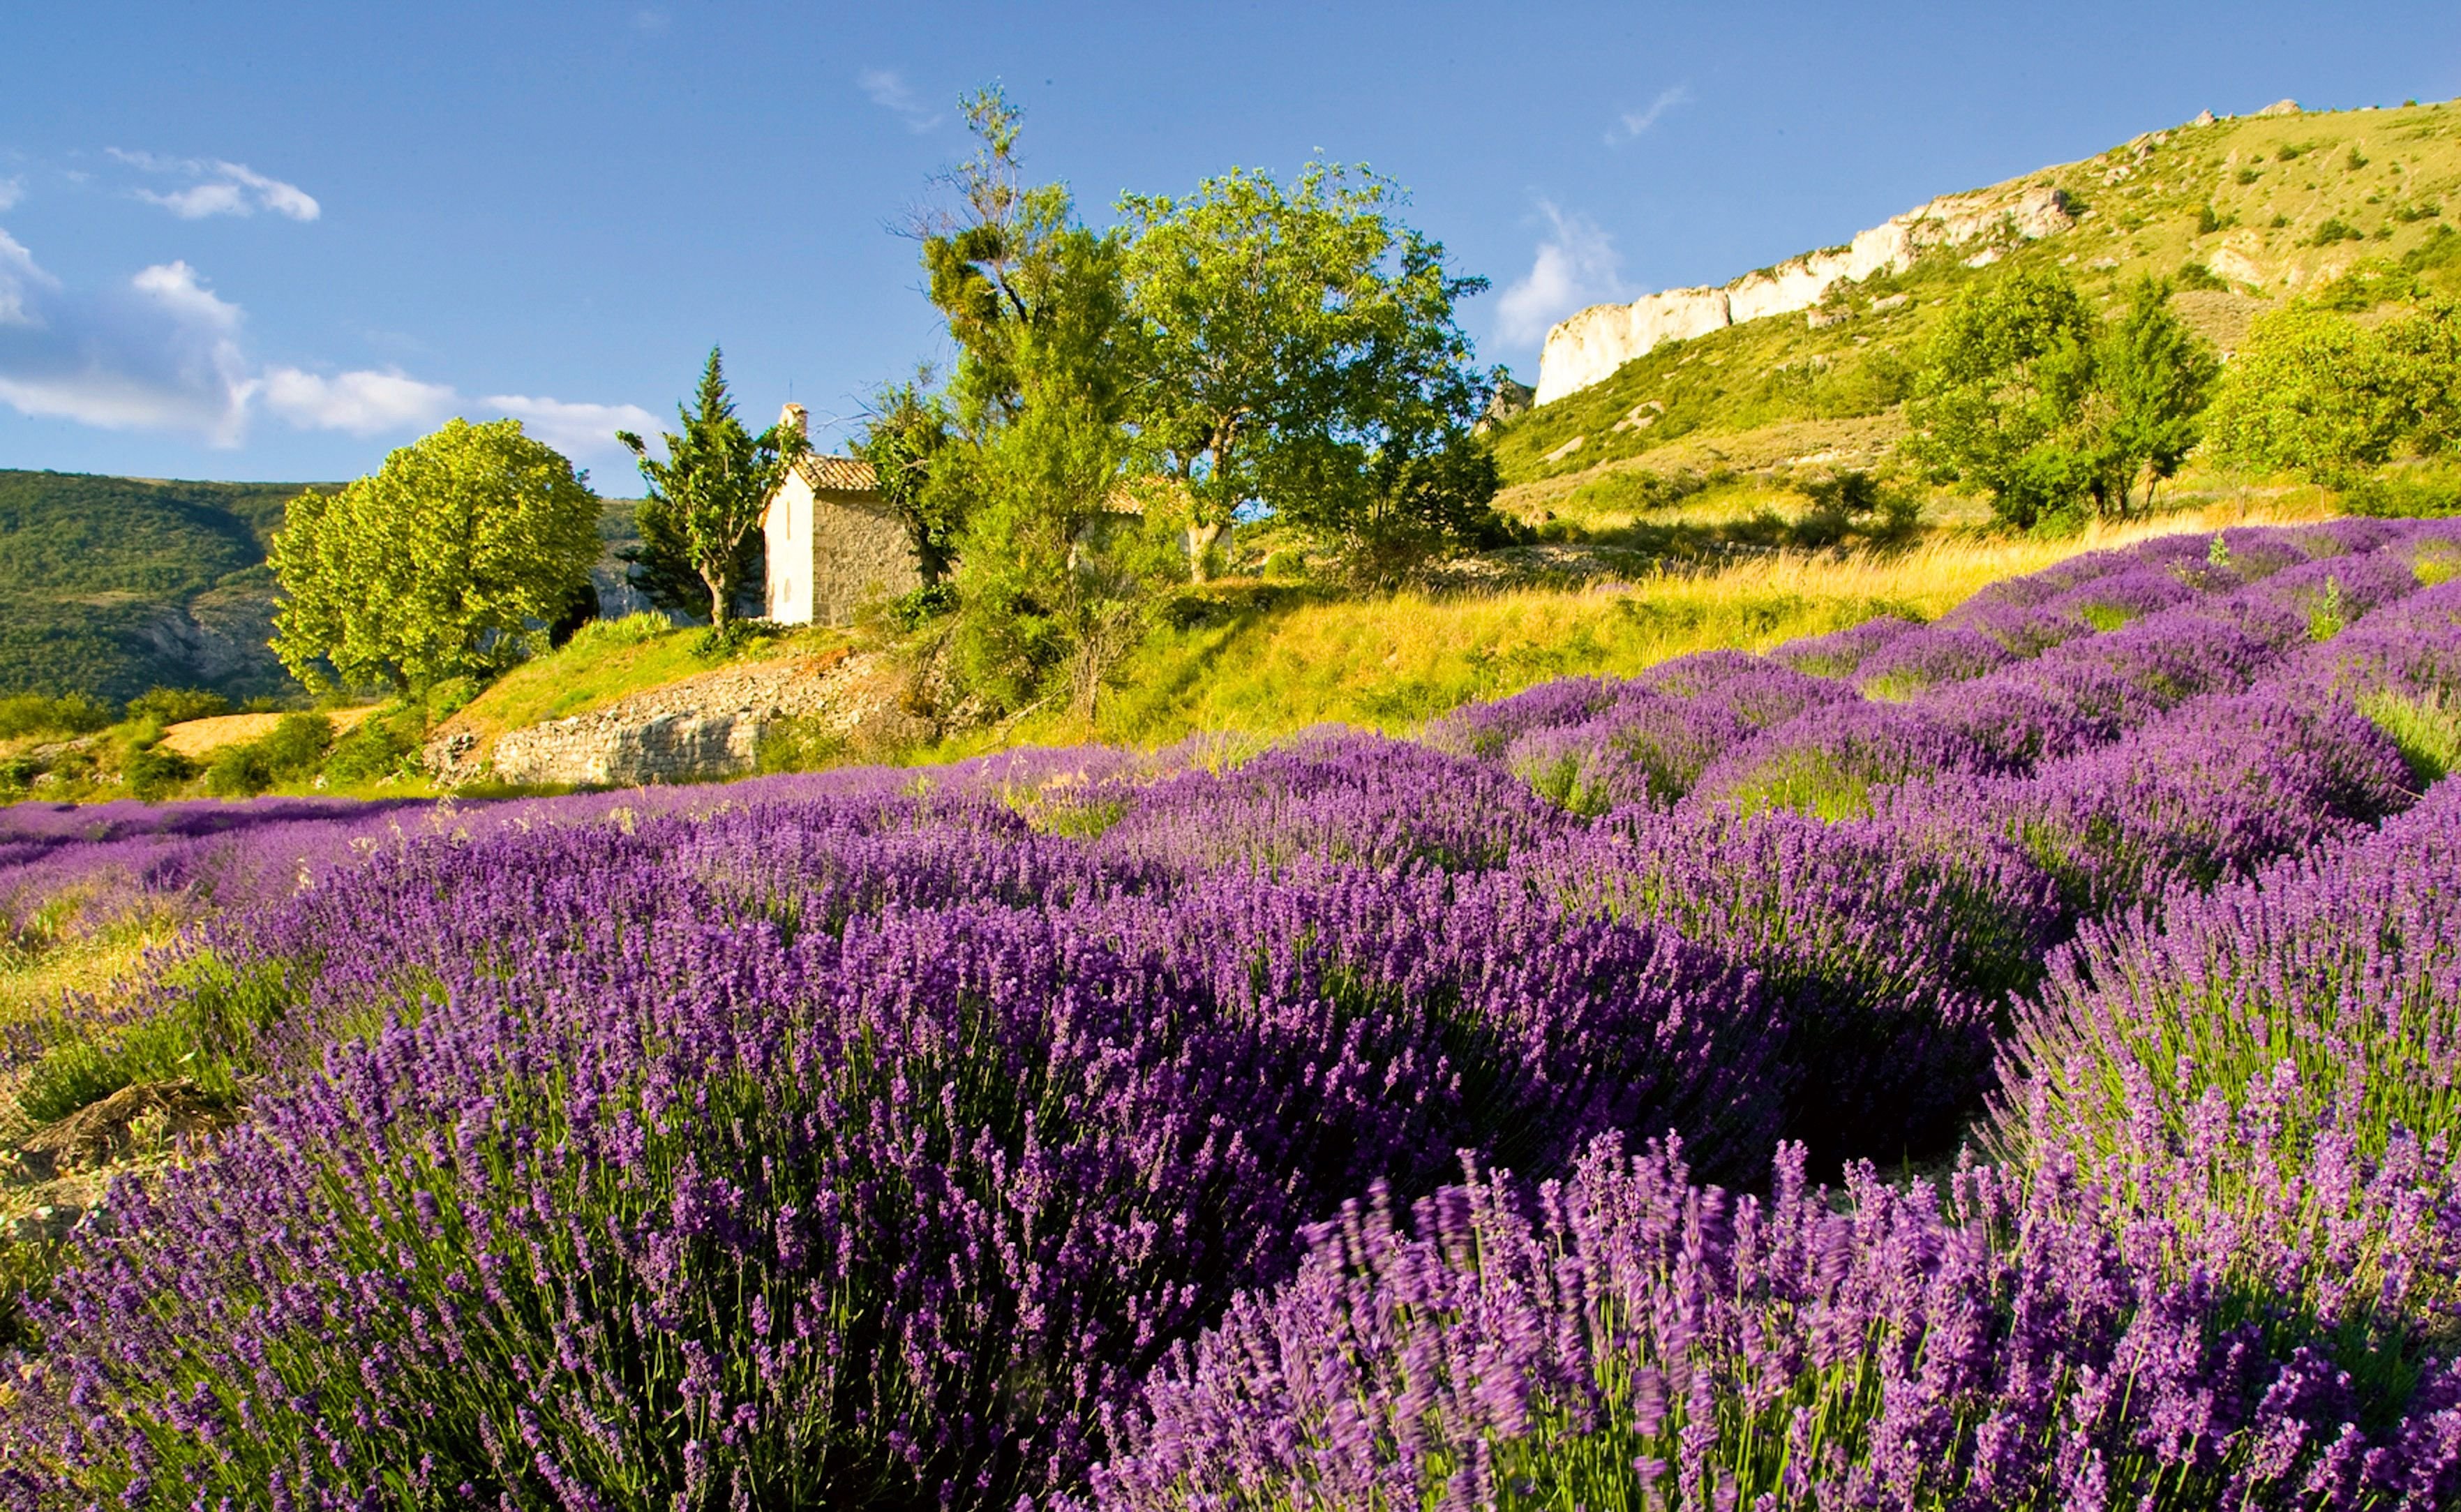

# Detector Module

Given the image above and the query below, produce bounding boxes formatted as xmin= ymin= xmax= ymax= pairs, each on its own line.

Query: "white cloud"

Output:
xmin=1493 ymin=202 xmax=1631 ymax=348
xmin=1606 ymin=85 xmax=1693 ymax=145
xmin=0 ymin=178 xmax=23 ymax=213
xmin=486 ymin=394 xmax=660 ymax=462
xmin=0 ymin=228 xmax=61 ymax=327
xmin=0 ymin=229 xmax=653 ymax=457
xmin=859 ymin=68 xmax=942 ymax=133
xmin=262 ymin=366 xmax=457 ymax=435
xmin=111 ymin=149 xmax=321 ymax=221
xmin=131 ymin=260 xmax=245 ymax=334
xmin=0 ymin=253 xmax=255 ymax=443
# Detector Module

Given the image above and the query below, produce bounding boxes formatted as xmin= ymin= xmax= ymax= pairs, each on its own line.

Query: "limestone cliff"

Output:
xmin=1534 ymin=185 xmax=2075 ymax=406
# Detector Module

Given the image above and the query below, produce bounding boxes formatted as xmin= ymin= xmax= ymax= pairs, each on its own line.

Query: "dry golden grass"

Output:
xmin=158 ymin=706 xmax=382 ymax=758
xmin=975 ymin=497 xmax=2339 ymax=753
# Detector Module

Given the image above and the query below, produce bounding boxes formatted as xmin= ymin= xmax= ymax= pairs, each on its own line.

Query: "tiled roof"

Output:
xmin=795 ymin=454 xmax=880 ymax=493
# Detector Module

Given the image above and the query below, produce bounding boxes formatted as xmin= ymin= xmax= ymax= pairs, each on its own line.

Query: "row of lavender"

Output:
xmin=0 ymin=520 xmax=2456 ymax=1507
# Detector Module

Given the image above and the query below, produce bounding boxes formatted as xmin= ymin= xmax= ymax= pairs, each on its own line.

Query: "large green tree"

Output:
xmin=2206 ymin=297 xmax=2460 ymax=483
xmin=2089 ymin=277 xmax=2220 ymax=515
xmin=1907 ymin=269 xmax=2220 ymax=527
xmin=1904 ymin=269 xmax=2104 ymax=530
xmin=1116 ymin=163 xmax=1490 ymax=578
xmin=618 ymin=348 xmax=809 ymax=629
xmin=270 ymin=418 xmax=599 ymax=694
xmin=911 ymin=88 xmax=1158 ymax=713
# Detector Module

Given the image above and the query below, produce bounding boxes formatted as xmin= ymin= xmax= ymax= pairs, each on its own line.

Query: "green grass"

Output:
xmin=2361 ymin=689 xmax=2461 ymax=787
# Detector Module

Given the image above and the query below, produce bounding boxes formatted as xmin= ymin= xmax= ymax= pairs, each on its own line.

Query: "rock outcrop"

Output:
xmin=1533 ymin=184 xmax=2076 ymax=406
xmin=425 ymin=648 xmax=915 ymax=788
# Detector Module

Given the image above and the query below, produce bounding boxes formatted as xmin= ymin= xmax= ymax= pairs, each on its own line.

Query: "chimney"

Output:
xmin=779 ymin=402 xmax=809 ymax=437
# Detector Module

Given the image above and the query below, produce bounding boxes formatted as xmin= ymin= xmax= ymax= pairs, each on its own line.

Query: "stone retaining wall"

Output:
xmin=424 ymin=647 xmax=907 ymax=788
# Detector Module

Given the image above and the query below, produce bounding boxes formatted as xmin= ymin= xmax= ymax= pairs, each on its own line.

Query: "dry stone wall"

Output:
xmin=425 ymin=648 xmax=908 ymax=788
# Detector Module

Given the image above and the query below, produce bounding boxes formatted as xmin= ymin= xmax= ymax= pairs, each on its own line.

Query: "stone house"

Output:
xmin=762 ymin=405 xmax=924 ymax=626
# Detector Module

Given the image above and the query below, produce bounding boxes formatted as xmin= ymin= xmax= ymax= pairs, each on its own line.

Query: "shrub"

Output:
xmin=122 ymin=687 xmax=231 ymax=725
xmin=2176 ymin=258 xmax=2229 ymax=290
xmin=0 ymin=691 xmax=112 ymax=740
xmin=200 ymin=742 xmax=273 ymax=798
xmin=257 ymin=710 xmax=334 ymax=776
xmin=122 ymin=742 xmax=195 ymax=801
xmin=321 ymin=708 xmax=421 ymax=785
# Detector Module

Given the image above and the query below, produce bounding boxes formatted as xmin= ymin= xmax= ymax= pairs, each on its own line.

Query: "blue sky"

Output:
xmin=2 ymin=1 xmax=2456 ymax=485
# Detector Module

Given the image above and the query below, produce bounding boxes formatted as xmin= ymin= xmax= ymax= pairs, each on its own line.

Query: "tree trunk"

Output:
xmin=703 ymin=567 xmax=732 ymax=631
xmin=1186 ymin=518 xmax=1225 ymax=584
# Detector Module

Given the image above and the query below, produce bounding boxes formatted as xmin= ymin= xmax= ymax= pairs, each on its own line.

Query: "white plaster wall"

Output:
xmin=765 ymin=473 xmax=817 ymax=624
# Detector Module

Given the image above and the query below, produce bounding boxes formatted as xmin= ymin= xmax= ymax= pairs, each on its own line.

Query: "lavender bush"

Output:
xmin=1996 ymin=777 xmax=2461 ymax=1175
xmin=1081 ymin=1118 xmax=2461 ymax=1511
xmin=3 ymin=519 xmax=2461 ymax=1508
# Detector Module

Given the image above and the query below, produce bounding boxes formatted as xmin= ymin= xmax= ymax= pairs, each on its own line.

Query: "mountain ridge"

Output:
xmin=1494 ymin=96 xmax=2461 ymax=494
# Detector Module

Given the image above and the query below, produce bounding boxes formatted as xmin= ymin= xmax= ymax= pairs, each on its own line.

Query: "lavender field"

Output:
xmin=5 ymin=521 xmax=2461 ymax=1509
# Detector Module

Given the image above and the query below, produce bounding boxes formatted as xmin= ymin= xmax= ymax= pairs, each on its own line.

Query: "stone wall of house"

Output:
xmin=811 ymin=494 xmax=922 ymax=624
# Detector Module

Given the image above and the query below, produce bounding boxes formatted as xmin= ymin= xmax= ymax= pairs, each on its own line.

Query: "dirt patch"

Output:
xmin=160 ymin=706 xmax=381 ymax=758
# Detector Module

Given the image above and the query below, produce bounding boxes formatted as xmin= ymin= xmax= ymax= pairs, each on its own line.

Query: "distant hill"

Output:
xmin=0 ymin=469 xmax=652 ymax=706
xmin=1494 ymin=98 xmax=2461 ymax=497
xmin=0 ymin=470 xmax=331 ymax=704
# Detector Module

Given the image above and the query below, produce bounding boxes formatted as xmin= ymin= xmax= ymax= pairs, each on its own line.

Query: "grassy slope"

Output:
xmin=431 ymin=615 xmax=853 ymax=759
xmin=1490 ymin=100 xmax=2461 ymax=504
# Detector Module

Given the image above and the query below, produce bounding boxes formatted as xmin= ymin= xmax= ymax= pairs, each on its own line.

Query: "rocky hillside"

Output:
xmin=1497 ymin=96 xmax=2461 ymax=498
xmin=0 ymin=469 xmax=654 ymax=706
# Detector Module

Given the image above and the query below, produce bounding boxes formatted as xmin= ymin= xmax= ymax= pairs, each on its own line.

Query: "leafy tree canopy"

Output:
xmin=853 ymin=369 xmax=962 ymax=585
xmin=269 ymin=418 xmax=600 ymax=694
xmin=620 ymin=348 xmax=810 ymax=629
xmin=1907 ymin=270 xmax=2217 ymax=529
xmin=1117 ymin=162 xmax=1490 ymax=577
xmin=2205 ymin=298 xmax=2461 ymax=484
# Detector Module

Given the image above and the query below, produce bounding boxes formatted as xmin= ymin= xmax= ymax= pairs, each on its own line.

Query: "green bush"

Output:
xmin=123 ymin=687 xmax=230 ymax=726
xmin=322 ymin=709 xmax=421 ymax=785
xmin=124 ymin=744 xmax=196 ymax=802
xmin=2314 ymin=216 xmax=2366 ymax=246
xmin=258 ymin=712 xmax=335 ymax=777
xmin=2175 ymin=260 xmax=2229 ymax=292
xmin=886 ymin=582 xmax=959 ymax=630
xmin=202 ymin=744 xmax=273 ymax=798
xmin=0 ymin=691 xmax=114 ymax=740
